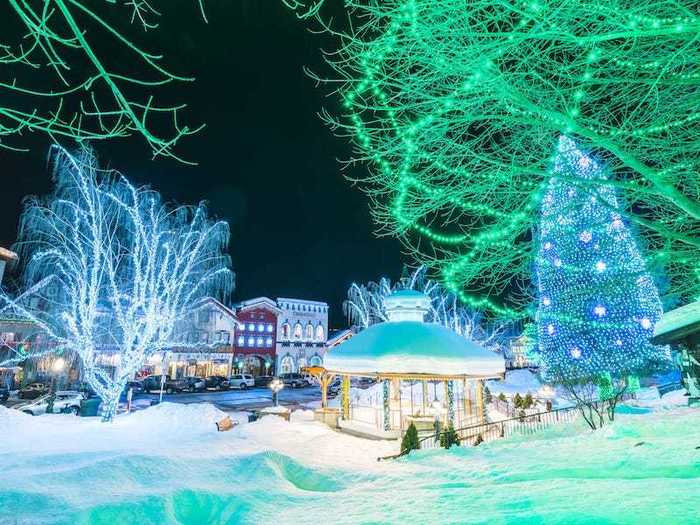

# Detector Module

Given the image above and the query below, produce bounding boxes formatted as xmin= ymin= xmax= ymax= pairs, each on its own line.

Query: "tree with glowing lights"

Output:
xmin=536 ymin=137 xmax=669 ymax=382
xmin=344 ymin=266 xmax=508 ymax=349
xmin=0 ymin=146 xmax=233 ymax=421
xmin=286 ymin=0 xmax=700 ymax=316
xmin=1 ymin=1 xmax=206 ymax=162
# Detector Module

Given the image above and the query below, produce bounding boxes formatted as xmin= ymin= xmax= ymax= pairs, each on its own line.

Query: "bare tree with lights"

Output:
xmin=1 ymin=1 xmax=206 ymax=162
xmin=344 ymin=266 xmax=508 ymax=349
xmin=287 ymin=0 xmax=700 ymax=316
xmin=0 ymin=146 xmax=233 ymax=421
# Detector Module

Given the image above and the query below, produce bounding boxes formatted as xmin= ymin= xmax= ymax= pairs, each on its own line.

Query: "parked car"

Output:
xmin=351 ymin=377 xmax=376 ymax=389
xmin=229 ymin=374 xmax=255 ymax=390
xmin=123 ymin=380 xmax=144 ymax=395
xmin=254 ymin=375 xmax=274 ymax=388
xmin=15 ymin=391 xmax=85 ymax=416
xmin=142 ymin=375 xmax=188 ymax=394
xmin=279 ymin=373 xmax=310 ymax=389
xmin=182 ymin=376 xmax=206 ymax=393
xmin=326 ymin=378 xmax=342 ymax=397
xmin=205 ymin=375 xmax=230 ymax=391
xmin=142 ymin=375 xmax=167 ymax=393
xmin=0 ymin=387 xmax=9 ymax=403
xmin=18 ymin=382 xmax=49 ymax=399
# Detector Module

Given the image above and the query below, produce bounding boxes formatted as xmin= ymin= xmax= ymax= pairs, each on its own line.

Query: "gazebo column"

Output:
xmin=445 ymin=380 xmax=455 ymax=427
xmin=463 ymin=378 xmax=471 ymax=423
xmin=341 ymin=375 xmax=350 ymax=420
xmin=476 ymin=379 xmax=485 ymax=424
xmin=382 ymin=378 xmax=391 ymax=431
xmin=421 ymin=380 xmax=429 ymax=416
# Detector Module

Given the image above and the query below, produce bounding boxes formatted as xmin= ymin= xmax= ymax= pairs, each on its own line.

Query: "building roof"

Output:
xmin=324 ymin=321 xmax=505 ymax=378
xmin=652 ymin=300 xmax=700 ymax=345
xmin=196 ymin=297 xmax=237 ymax=320
xmin=235 ymin=296 xmax=282 ymax=314
xmin=277 ymin=297 xmax=328 ymax=306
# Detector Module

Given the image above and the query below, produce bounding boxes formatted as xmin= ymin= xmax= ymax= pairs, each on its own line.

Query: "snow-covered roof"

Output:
xmin=653 ymin=301 xmax=700 ymax=344
xmin=324 ymin=321 xmax=504 ymax=378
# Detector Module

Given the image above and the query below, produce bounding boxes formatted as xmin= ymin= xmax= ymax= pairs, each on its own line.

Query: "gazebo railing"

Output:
xmin=418 ymin=405 xmax=581 ymax=449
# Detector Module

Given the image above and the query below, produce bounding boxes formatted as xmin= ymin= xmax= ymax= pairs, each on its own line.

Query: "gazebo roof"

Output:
xmin=324 ymin=321 xmax=504 ymax=378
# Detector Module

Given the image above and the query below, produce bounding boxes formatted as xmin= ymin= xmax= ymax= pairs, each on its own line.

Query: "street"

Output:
xmin=2 ymin=384 xmax=326 ymax=415
xmin=131 ymin=384 xmax=324 ymax=412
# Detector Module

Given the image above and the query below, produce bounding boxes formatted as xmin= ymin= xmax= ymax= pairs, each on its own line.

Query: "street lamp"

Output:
xmin=269 ymin=378 xmax=284 ymax=406
xmin=51 ymin=357 xmax=65 ymax=394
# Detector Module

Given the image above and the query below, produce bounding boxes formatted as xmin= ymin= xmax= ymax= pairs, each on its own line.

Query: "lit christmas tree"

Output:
xmin=536 ymin=137 xmax=669 ymax=380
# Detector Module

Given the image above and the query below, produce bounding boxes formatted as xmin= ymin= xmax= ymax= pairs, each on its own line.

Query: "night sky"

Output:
xmin=0 ymin=1 xmax=404 ymax=327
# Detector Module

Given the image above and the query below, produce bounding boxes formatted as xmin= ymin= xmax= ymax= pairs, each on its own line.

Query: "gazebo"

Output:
xmin=318 ymin=290 xmax=505 ymax=439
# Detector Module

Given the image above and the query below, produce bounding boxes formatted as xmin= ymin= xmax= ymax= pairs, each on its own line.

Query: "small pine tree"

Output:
xmin=401 ymin=422 xmax=421 ymax=455
xmin=439 ymin=425 xmax=461 ymax=449
xmin=513 ymin=393 xmax=523 ymax=408
xmin=497 ymin=392 xmax=507 ymax=402
xmin=483 ymin=385 xmax=493 ymax=404
xmin=523 ymin=393 xmax=534 ymax=409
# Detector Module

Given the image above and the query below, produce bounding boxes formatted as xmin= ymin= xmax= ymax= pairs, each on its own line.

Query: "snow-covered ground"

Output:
xmin=1 ymin=393 xmax=699 ymax=524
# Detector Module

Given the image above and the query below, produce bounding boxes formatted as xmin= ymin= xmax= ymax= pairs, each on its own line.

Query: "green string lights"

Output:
xmin=288 ymin=0 xmax=700 ymax=317
xmin=2 ymin=1 xmax=204 ymax=162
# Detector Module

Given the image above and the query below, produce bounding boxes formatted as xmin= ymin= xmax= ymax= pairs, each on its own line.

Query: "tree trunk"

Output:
xmin=100 ymin=391 xmax=120 ymax=422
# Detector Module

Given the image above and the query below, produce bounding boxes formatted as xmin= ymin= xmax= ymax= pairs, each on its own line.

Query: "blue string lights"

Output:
xmin=536 ymin=137 xmax=669 ymax=380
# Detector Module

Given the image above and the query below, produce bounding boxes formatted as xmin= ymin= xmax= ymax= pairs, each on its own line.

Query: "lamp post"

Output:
xmin=269 ymin=378 xmax=284 ymax=407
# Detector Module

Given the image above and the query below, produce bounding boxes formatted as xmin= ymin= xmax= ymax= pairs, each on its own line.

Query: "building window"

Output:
xmin=247 ymin=337 xmax=255 ymax=347
xmin=247 ymin=323 xmax=255 ymax=332
xmin=280 ymin=355 xmax=294 ymax=374
xmin=309 ymin=355 xmax=322 ymax=367
xmin=315 ymin=324 xmax=324 ymax=341
xmin=200 ymin=332 xmax=209 ymax=343
xmin=305 ymin=323 xmax=314 ymax=340
xmin=293 ymin=322 xmax=303 ymax=339
xmin=257 ymin=323 xmax=264 ymax=332
xmin=198 ymin=310 xmax=209 ymax=323
xmin=256 ymin=337 xmax=263 ymax=347
xmin=218 ymin=331 xmax=230 ymax=344
xmin=266 ymin=323 xmax=273 ymax=333
xmin=265 ymin=337 xmax=272 ymax=347
xmin=237 ymin=336 xmax=244 ymax=346
xmin=282 ymin=323 xmax=290 ymax=339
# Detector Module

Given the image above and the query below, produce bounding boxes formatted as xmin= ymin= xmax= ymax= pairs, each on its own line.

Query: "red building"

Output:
xmin=233 ymin=297 xmax=282 ymax=376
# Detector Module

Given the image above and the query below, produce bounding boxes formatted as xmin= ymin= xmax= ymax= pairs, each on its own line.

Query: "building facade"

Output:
xmin=232 ymin=297 xmax=281 ymax=376
xmin=160 ymin=297 xmax=238 ymax=379
xmin=276 ymin=297 xmax=328 ymax=374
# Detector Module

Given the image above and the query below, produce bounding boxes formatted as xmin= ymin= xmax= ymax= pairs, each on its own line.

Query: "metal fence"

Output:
xmin=418 ymin=405 xmax=581 ymax=449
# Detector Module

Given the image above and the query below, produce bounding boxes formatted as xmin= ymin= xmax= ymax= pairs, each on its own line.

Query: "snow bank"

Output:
xmin=2 ymin=400 xmax=700 ymax=524
xmin=0 ymin=402 xmax=228 ymax=455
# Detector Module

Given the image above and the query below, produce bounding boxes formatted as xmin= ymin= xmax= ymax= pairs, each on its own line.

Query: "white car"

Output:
xmin=229 ymin=374 xmax=255 ymax=390
xmin=16 ymin=391 xmax=85 ymax=416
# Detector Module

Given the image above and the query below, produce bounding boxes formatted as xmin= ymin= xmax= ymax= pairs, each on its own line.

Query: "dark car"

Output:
xmin=279 ymin=373 xmax=310 ymax=389
xmin=18 ymin=382 xmax=49 ymax=399
xmin=205 ymin=375 xmax=230 ymax=391
xmin=183 ymin=376 xmax=206 ymax=393
xmin=0 ymin=387 xmax=9 ymax=403
xmin=142 ymin=375 xmax=187 ymax=394
xmin=122 ymin=380 xmax=144 ymax=396
xmin=142 ymin=375 xmax=167 ymax=393
xmin=254 ymin=375 xmax=274 ymax=388
xmin=326 ymin=378 xmax=342 ymax=397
